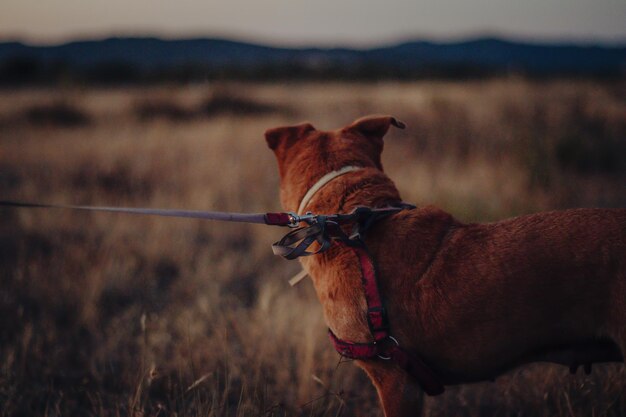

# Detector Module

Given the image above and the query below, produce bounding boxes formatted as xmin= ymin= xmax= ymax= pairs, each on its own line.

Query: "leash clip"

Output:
xmin=287 ymin=212 xmax=317 ymax=227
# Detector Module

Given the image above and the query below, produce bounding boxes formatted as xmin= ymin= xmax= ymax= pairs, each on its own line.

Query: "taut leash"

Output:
xmin=0 ymin=199 xmax=412 ymax=258
xmin=0 ymin=200 xmax=301 ymax=227
xmin=1 ymin=198 xmax=442 ymax=392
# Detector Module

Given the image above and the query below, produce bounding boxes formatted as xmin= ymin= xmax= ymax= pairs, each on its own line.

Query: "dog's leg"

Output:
xmin=360 ymin=362 xmax=425 ymax=417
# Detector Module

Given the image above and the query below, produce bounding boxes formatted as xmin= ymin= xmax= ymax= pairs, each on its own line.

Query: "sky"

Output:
xmin=1 ymin=0 xmax=626 ymax=46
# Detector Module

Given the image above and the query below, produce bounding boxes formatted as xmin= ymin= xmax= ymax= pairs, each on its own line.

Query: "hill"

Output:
xmin=0 ymin=36 xmax=624 ymax=83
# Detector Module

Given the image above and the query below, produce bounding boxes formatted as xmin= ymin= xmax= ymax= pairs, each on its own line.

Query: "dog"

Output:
xmin=265 ymin=115 xmax=625 ymax=417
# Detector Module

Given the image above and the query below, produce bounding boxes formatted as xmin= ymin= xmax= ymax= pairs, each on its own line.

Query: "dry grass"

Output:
xmin=0 ymin=79 xmax=624 ymax=416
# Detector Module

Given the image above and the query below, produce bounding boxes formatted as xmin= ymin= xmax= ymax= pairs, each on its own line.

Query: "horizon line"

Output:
xmin=2 ymin=30 xmax=626 ymax=49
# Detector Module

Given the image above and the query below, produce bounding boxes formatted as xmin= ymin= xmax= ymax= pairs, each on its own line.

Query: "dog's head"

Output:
xmin=265 ymin=115 xmax=405 ymax=211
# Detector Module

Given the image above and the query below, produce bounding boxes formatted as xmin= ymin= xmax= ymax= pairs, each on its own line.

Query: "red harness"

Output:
xmin=273 ymin=205 xmax=445 ymax=396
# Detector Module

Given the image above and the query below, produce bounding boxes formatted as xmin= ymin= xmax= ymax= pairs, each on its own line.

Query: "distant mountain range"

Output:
xmin=0 ymin=36 xmax=624 ymax=84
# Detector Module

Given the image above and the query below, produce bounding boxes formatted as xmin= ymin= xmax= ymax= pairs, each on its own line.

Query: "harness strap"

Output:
xmin=313 ymin=206 xmax=445 ymax=396
xmin=328 ymin=330 xmax=444 ymax=396
xmin=351 ymin=244 xmax=389 ymax=341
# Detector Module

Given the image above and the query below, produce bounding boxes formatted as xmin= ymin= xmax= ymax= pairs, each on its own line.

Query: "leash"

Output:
xmin=0 ymin=199 xmax=410 ymax=257
xmin=1 ymin=198 xmax=444 ymax=393
xmin=0 ymin=199 xmax=406 ymax=259
xmin=0 ymin=200 xmax=305 ymax=228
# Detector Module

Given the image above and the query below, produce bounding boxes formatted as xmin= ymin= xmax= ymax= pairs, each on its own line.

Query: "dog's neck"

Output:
xmin=297 ymin=166 xmax=363 ymax=214
xmin=294 ymin=165 xmax=403 ymax=216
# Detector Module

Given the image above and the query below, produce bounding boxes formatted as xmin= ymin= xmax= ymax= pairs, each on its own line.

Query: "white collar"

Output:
xmin=297 ymin=166 xmax=362 ymax=214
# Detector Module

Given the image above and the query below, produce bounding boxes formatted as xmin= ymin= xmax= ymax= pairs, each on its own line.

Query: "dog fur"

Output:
xmin=265 ymin=115 xmax=626 ymax=417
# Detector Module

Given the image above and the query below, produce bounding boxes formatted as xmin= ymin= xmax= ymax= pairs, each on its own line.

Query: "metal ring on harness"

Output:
xmin=376 ymin=336 xmax=400 ymax=360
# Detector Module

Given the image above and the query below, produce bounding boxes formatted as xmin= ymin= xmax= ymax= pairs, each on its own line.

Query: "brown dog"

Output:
xmin=265 ymin=115 xmax=625 ymax=417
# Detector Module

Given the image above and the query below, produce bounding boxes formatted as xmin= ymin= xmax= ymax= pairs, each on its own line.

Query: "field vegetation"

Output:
xmin=0 ymin=79 xmax=625 ymax=416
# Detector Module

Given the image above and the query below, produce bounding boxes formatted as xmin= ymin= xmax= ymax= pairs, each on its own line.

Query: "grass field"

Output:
xmin=0 ymin=79 xmax=625 ymax=416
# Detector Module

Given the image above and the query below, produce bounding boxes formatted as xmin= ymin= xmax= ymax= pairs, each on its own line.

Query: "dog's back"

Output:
xmin=374 ymin=207 xmax=626 ymax=381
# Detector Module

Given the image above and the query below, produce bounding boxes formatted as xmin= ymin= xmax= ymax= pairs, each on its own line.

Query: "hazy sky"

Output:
xmin=2 ymin=0 xmax=626 ymax=46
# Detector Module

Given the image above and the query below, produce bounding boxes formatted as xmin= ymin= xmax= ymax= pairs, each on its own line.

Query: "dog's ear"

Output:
xmin=265 ymin=123 xmax=315 ymax=150
xmin=346 ymin=115 xmax=405 ymax=141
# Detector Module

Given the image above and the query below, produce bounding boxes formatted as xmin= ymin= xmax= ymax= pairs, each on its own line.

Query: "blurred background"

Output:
xmin=0 ymin=1 xmax=625 ymax=416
